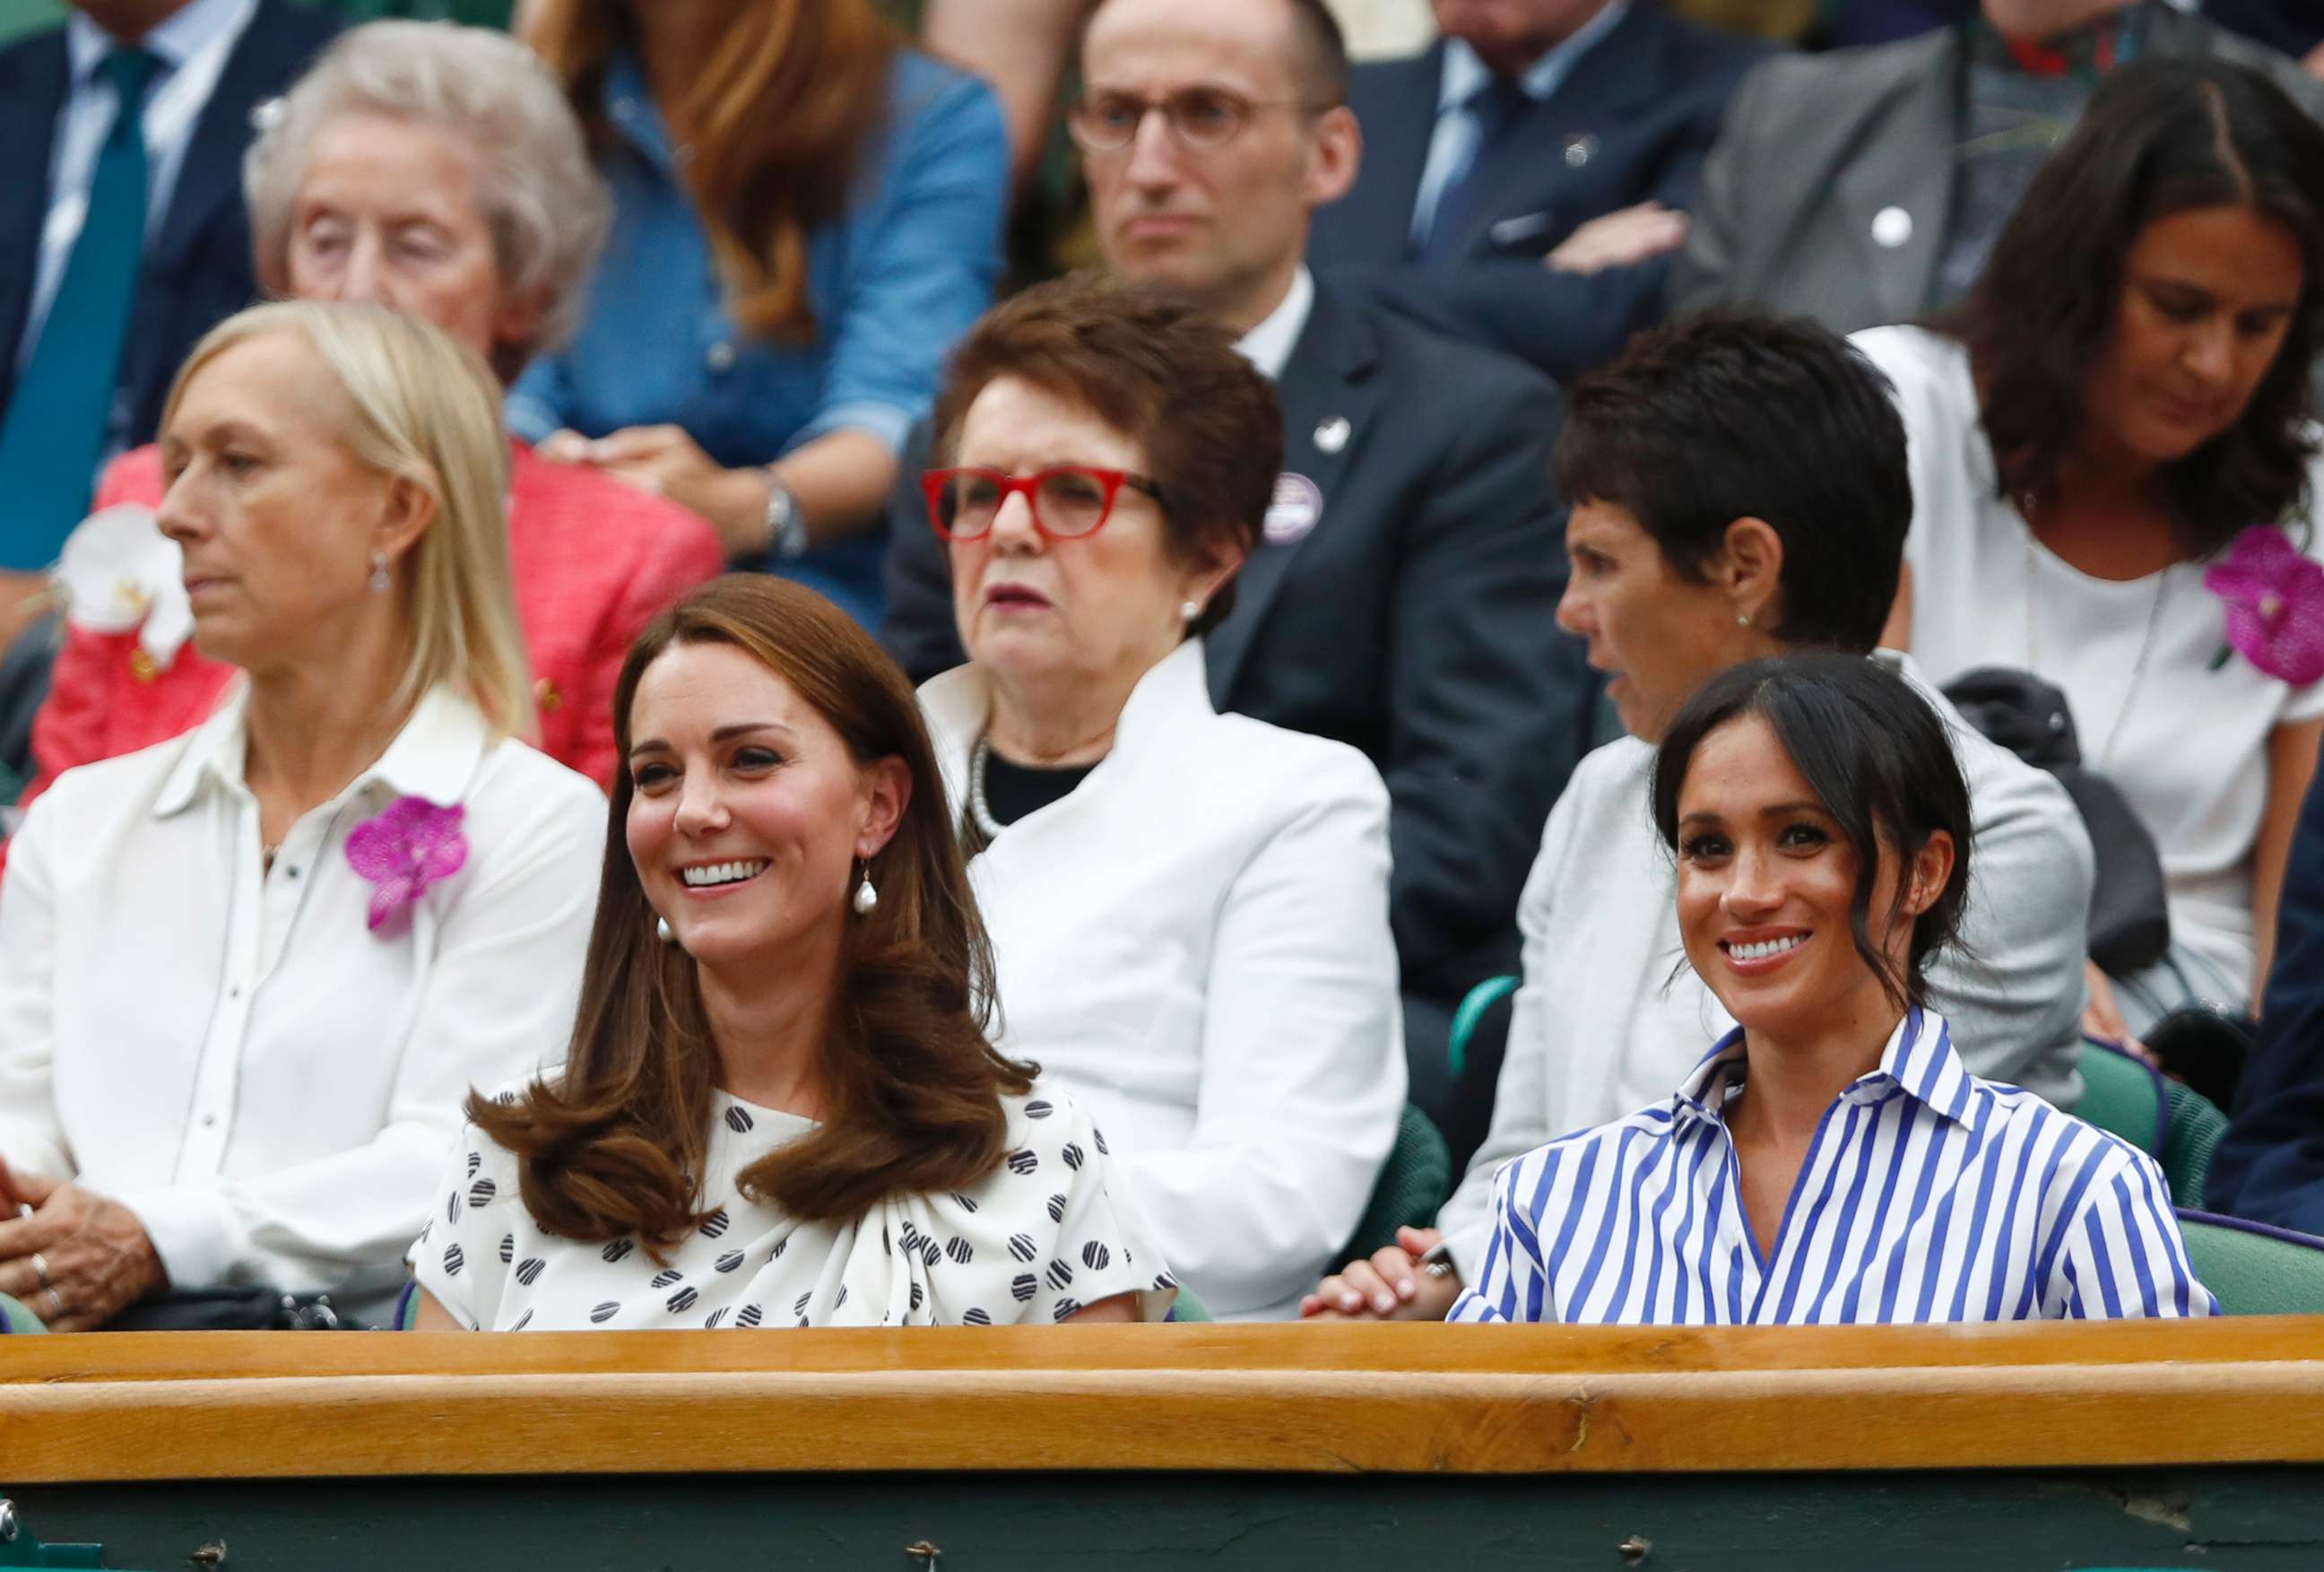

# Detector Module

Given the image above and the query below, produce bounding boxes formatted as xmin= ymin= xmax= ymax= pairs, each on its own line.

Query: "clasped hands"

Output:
xmin=1299 ymin=1224 xmax=1463 ymax=1322
xmin=536 ymin=425 xmax=771 ymax=557
xmin=0 ymin=1155 xmax=167 ymax=1332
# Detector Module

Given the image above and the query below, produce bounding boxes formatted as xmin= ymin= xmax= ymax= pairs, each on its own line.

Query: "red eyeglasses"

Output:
xmin=922 ymin=465 xmax=1166 ymax=543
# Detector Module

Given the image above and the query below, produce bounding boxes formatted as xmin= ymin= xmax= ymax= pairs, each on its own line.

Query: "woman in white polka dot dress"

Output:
xmin=407 ymin=578 xmax=1173 ymax=1330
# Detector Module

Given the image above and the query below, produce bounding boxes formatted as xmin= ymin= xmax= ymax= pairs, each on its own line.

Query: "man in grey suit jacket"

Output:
xmin=1669 ymin=0 xmax=2324 ymax=333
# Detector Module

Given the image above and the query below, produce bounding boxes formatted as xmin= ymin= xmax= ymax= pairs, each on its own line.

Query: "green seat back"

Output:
xmin=1447 ymin=975 xmax=1521 ymax=1078
xmin=1167 ymin=1284 xmax=1212 ymax=1324
xmin=0 ymin=1290 xmax=49 ymax=1333
xmin=1340 ymin=1105 xmax=1452 ymax=1264
xmin=2075 ymin=1039 xmax=2166 ymax=1155
xmin=2162 ymin=1081 xmax=2230 ymax=1209
xmin=2178 ymin=1212 xmax=2324 ymax=1316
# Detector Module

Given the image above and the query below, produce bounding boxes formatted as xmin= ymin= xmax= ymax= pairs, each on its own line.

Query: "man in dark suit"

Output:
xmin=1669 ymin=0 xmax=2324 ymax=334
xmin=0 ymin=0 xmax=339 ymax=770
xmin=2209 ymin=736 xmax=2324 ymax=1239
xmin=1306 ymin=0 xmax=1768 ymax=384
xmin=883 ymin=0 xmax=1593 ymax=1159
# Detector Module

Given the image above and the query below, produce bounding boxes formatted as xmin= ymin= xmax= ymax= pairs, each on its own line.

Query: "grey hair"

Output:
xmin=244 ymin=20 xmax=610 ymax=380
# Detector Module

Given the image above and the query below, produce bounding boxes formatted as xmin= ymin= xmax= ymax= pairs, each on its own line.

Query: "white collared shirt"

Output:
xmin=1231 ymin=265 xmax=1314 ymax=383
xmin=1452 ymin=1011 xmax=2216 ymax=1324
xmin=1408 ymin=9 xmax=1630 ymax=248
xmin=919 ymin=642 xmax=1406 ymax=1320
xmin=20 ymin=0 xmax=261 ymax=375
xmin=0 ymin=685 xmax=603 ymax=1322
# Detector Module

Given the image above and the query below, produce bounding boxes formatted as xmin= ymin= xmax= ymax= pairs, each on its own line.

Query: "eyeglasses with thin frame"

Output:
xmin=922 ymin=465 xmax=1166 ymax=543
xmin=1066 ymin=86 xmax=1330 ymax=153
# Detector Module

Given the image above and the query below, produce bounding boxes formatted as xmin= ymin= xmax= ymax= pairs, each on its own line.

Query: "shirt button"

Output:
xmin=705 ymin=341 xmax=737 ymax=374
xmin=612 ymin=95 xmax=637 ymax=123
xmin=203 ymin=1114 xmax=218 ymax=1128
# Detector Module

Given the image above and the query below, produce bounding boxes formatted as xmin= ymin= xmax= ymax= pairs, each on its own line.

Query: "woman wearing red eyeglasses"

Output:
xmin=915 ymin=274 xmax=1406 ymax=1322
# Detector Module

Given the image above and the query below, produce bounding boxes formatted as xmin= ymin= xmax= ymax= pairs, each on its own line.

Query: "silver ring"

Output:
xmin=29 ymin=1253 xmax=49 ymax=1292
xmin=40 ymin=1286 xmax=62 ymax=1321
xmin=1422 ymin=1259 xmax=1452 ymax=1279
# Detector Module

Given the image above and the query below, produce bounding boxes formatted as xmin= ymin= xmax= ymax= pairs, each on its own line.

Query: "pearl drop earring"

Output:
xmin=369 ymin=550 xmax=392 ymax=594
xmin=655 ymin=916 xmax=674 ymax=944
xmin=852 ymin=860 xmax=879 ymax=917
xmin=1181 ymin=600 xmax=1201 ymax=622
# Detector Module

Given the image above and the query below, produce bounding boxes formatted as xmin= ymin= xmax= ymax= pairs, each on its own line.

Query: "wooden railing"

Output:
xmin=4 ymin=1316 xmax=2322 ymax=1482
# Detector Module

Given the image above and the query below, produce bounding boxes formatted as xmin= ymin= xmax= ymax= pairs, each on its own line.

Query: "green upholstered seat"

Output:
xmin=0 ymin=1290 xmax=49 ymax=1333
xmin=2177 ymin=1212 xmax=2324 ymax=1316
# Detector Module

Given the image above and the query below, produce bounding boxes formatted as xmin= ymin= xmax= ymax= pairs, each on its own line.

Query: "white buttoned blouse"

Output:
xmin=0 ymin=685 xmax=603 ymax=1323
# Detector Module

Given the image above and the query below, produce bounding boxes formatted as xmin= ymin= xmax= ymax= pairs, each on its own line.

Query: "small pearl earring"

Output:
xmin=1181 ymin=600 xmax=1201 ymax=622
xmin=1735 ymin=612 xmax=1750 ymax=629
xmin=852 ymin=860 xmax=878 ymax=917
xmin=655 ymin=916 xmax=674 ymax=944
xmin=369 ymin=550 xmax=392 ymax=594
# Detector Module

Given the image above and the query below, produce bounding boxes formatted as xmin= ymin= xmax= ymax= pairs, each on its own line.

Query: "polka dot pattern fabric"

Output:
xmin=410 ymin=1084 xmax=1176 ymax=1330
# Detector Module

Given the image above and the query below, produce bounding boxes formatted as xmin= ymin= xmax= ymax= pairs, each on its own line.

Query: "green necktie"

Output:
xmin=0 ymin=48 xmax=158 ymax=572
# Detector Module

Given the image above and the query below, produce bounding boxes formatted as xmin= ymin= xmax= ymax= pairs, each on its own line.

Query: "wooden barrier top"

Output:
xmin=3 ymin=1317 xmax=2321 ymax=1482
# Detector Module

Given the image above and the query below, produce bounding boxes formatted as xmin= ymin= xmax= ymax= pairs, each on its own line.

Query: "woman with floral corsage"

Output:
xmin=0 ymin=301 xmax=603 ymax=1331
xmin=1859 ymin=57 xmax=2324 ymax=1036
xmin=407 ymin=577 xmax=1173 ymax=1332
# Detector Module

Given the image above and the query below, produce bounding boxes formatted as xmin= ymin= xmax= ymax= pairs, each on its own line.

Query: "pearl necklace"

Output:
xmin=967 ymin=738 xmax=1006 ymax=841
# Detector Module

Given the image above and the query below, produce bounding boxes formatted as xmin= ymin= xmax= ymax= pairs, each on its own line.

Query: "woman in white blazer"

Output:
xmin=915 ymin=275 xmax=1406 ymax=1320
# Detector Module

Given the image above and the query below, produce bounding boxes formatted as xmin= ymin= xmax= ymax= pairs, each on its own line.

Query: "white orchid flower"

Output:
xmin=53 ymin=504 xmax=193 ymax=668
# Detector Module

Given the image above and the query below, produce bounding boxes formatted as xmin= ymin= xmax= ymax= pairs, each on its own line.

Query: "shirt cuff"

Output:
xmin=117 ymin=1184 xmax=241 ymax=1293
xmin=789 ymin=399 xmax=915 ymax=457
xmin=503 ymin=393 xmax=562 ymax=447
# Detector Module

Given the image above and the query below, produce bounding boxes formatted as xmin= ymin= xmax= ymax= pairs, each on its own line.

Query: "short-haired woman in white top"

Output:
xmin=915 ymin=274 xmax=1406 ymax=1321
xmin=1858 ymin=58 xmax=2324 ymax=1038
xmin=0 ymin=302 xmax=603 ymax=1329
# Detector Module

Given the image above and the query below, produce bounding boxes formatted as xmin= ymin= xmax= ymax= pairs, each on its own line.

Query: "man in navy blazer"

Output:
xmin=0 ymin=0 xmax=339 ymax=773
xmin=2209 ymin=735 xmax=2324 ymax=1239
xmin=883 ymin=0 xmax=1594 ymax=1160
xmin=0 ymin=0 xmax=342 ymax=471
xmin=1305 ymin=0 xmax=1769 ymax=385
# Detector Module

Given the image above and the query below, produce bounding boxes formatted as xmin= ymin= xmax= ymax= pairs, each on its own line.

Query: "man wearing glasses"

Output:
xmin=882 ymin=0 xmax=1591 ymax=1163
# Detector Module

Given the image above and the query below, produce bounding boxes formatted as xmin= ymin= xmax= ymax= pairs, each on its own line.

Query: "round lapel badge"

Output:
xmin=1263 ymin=473 xmax=1324 ymax=545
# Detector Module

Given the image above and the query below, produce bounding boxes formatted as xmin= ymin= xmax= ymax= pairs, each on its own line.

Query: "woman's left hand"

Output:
xmin=0 ymin=1159 xmax=168 ymax=1331
xmin=577 ymin=424 xmax=769 ymax=556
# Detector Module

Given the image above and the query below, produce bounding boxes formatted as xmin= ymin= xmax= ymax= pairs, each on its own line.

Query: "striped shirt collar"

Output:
xmin=1673 ymin=1007 xmax=1983 ymax=1136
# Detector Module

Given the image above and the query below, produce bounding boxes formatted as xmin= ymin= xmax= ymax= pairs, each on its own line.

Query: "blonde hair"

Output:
xmin=163 ymin=300 xmax=536 ymax=740
xmin=245 ymin=21 xmax=611 ymax=381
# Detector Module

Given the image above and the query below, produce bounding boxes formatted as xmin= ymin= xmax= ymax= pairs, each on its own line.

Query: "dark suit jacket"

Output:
xmin=881 ymin=282 xmax=1594 ymax=1009
xmin=2208 ymin=734 xmax=2324 ymax=1238
xmin=1306 ymin=6 xmax=1770 ymax=385
xmin=0 ymin=1 xmax=343 ymax=450
xmin=1669 ymin=1 xmax=2324 ymax=334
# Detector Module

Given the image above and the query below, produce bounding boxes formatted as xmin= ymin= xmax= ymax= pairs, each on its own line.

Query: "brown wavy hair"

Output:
xmin=525 ymin=0 xmax=897 ymax=341
xmin=1952 ymin=59 xmax=2324 ymax=559
xmin=468 ymin=576 xmax=1032 ymax=1246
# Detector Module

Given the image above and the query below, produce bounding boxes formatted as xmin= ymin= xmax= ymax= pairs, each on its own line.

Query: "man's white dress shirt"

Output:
xmin=0 ymin=684 xmax=603 ymax=1322
xmin=921 ymin=640 xmax=1407 ymax=1320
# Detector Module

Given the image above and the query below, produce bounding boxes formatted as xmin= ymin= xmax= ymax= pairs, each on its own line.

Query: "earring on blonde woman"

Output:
xmin=369 ymin=550 xmax=392 ymax=593
xmin=853 ymin=859 xmax=879 ymax=916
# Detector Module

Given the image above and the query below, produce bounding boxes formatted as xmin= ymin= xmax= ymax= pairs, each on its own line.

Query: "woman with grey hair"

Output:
xmin=10 ymin=21 xmax=724 ymax=817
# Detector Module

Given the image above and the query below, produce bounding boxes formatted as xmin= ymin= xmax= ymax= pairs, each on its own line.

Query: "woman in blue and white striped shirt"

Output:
xmin=1452 ymin=655 xmax=2216 ymax=1325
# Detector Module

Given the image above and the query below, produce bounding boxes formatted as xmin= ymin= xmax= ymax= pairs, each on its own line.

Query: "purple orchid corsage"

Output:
xmin=345 ymin=796 xmax=469 ymax=934
xmin=2203 ymin=524 xmax=2324 ymax=685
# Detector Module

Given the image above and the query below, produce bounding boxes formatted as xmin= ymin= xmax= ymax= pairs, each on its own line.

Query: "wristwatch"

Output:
xmin=764 ymin=470 xmax=809 ymax=561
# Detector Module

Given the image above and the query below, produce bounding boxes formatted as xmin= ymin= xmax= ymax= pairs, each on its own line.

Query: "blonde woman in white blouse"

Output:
xmin=1861 ymin=61 xmax=2324 ymax=1037
xmin=0 ymin=302 xmax=603 ymax=1330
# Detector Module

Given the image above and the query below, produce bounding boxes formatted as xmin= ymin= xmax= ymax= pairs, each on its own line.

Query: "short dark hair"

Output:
xmin=1651 ymin=653 xmax=1973 ymax=1013
xmin=1080 ymin=0 xmax=1350 ymax=107
xmin=932 ymin=271 xmax=1283 ymax=637
xmin=1955 ymin=58 xmax=2324 ymax=560
xmin=1554 ymin=310 xmax=1914 ymax=654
